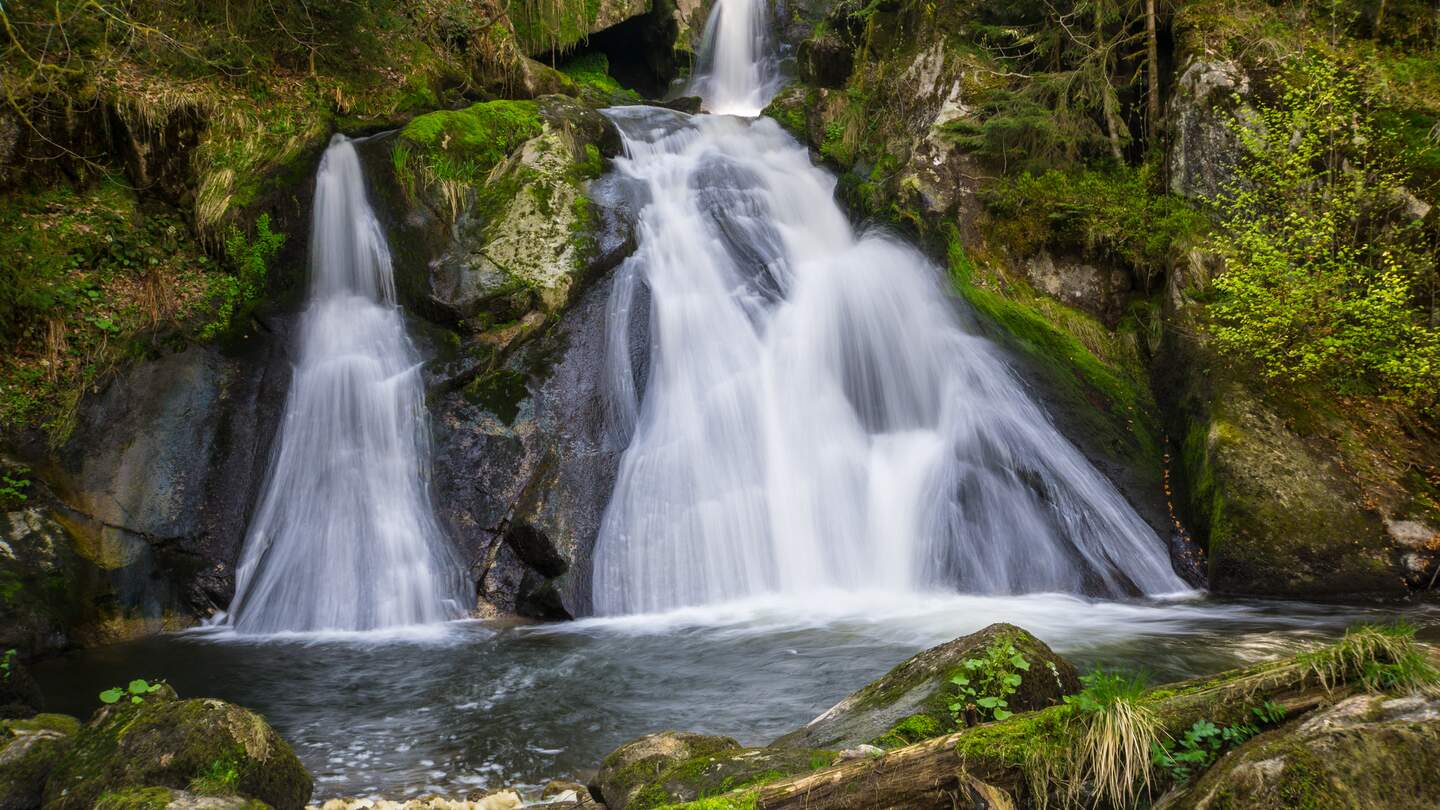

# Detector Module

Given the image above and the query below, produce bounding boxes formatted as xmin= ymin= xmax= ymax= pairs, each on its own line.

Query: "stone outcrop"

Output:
xmin=593 ymin=731 xmax=741 ymax=810
xmin=1178 ymin=693 xmax=1440 ymax=809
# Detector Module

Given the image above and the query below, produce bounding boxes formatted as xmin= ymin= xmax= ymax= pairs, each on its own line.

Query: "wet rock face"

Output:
xmin=3 ymin=335 xmax=291 ymax=652
xmin=1183 ymin=694 xmax=1440 ymax=809
xmin=429 ymin=257 xmax=635 ymax=620
xmin=43 ymin=687 xmax=312 ymax=810
xmin=773 ymin=623 xmax=1080 ymax=751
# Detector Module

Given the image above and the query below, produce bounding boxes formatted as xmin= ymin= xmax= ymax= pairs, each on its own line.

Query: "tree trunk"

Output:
xmin=1146 ymin=0 xmax=1161 ymax=143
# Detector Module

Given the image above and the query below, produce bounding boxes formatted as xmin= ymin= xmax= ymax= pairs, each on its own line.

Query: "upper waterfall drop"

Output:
xmin=227 ymin=135 xmax=469 ymax=634
xmin=686 ymin=0 xmax=782 ymax=115
xmin=591 ymin=0 xmax=1188 ymax=615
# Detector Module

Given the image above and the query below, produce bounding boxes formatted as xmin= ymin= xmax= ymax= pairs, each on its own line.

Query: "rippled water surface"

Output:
xmin=36 ymin=594 xmax=1438 ymax=799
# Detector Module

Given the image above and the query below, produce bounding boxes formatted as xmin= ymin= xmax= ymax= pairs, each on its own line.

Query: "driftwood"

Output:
xmin=748 ymin=659 xmax=1349 ymax=810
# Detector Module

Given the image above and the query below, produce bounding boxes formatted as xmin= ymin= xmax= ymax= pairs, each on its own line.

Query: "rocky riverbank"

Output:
xmin=5 ymin=622 xmax=1436 ymax=809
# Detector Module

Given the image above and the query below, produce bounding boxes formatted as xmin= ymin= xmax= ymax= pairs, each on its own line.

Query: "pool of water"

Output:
xmin=33 ymin=591 xmax=1439 ymax=799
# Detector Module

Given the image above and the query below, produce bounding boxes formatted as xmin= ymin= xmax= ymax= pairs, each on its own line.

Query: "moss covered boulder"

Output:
xmin=42 ymin=687 xmax=310 ymax=810
xmin=368 ymin=95 xmax=617 ymax=330
xmin=0 ymin=714 xmax=79 ymax=810
xmin=92 ymin=788 xmax=271 ymax=809
xmin=593 ymin=731 xmax=742 ymax=810
xmin=615 ymin=743 xmax=837 ymax=810
xmin=773 ymin=623 xmax=1080 ymax=751
xmin=1178 ymin=693 xmax=1440 ymax=809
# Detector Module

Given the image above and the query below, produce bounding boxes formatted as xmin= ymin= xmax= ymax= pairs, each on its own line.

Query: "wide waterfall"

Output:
xmin=227 ymin=136 xmax=469 ymax=634
xmin=591 ymin=0 xmax=1188 ymax=615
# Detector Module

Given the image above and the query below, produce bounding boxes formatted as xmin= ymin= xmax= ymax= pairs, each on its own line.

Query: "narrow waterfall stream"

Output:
xmin=591 ymin=0 xmax=1188 ymax=615
xmin=226 ymin=136 xmax=468 ymax=634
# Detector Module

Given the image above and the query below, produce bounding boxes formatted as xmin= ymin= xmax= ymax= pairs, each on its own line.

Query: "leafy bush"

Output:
xmin=1150 ymin=701 xmax=1286 ymax=783
xmin=201 ymin=213 xmax=285 ymax=340
xmin=1210 ymin=54 xmax=1440 ymax=410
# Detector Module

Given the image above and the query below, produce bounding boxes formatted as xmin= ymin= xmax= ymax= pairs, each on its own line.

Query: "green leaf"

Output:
xmin=976 ymin=696 xmax=1001 ymax=709
xmin=993 ymin=708 xmax=1013 ymax=721
xmin=127 ymin=679 xmax=151 ymax=694
xmin=99 ymin=688 xmax=124 ymax=704
xmin=1011 ymin=655 xmax=1030 ymax=671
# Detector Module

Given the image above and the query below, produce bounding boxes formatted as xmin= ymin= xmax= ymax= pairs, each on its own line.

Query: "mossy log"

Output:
xmin=749 ymin=657 xmax=1354 ymax=810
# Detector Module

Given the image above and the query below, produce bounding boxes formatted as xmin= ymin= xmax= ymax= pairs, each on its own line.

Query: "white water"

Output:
xmin=228 ymin=136 xmax=469 ymax=634
xmin=592 ymin=0 xmax=1189 ymax=615
xmin=686 ymin=0 xmax=781 ymax=115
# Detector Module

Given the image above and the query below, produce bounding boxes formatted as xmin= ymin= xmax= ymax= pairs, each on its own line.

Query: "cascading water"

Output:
xmin=592 ymin=0 xmax=1189 ymax=615
xmin=227 ymin=135 xmax=469 ymax=634
xmin=686 ymin=0 xmax=781 ymax=116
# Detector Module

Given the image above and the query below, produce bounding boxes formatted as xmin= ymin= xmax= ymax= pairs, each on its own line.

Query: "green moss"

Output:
xmin=93 ymin=787 xmax=175 ymax=810
xmin=947 ymin=234 xmax=1162 ymax=477
xmin=400 ymin=100 xmax=542 ymax=186
xmin=560 ymin=53 xmax=641 ymax=104
xmin=3 ymin=713 xmax=82 ymax=737
xmin=655 ymin=793 xmax=759 ymax=810
xmin=872 ymin=712 xmax=944 ymax=748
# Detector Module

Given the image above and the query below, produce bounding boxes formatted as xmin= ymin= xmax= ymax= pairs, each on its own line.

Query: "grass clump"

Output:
xmin=398 ymin=100 xmax=543 ymax=220
xmin=1054 ymin=670 xmax=1160 ymax=810
xmin=1299 ymin=621 xmax=1440 ymax=694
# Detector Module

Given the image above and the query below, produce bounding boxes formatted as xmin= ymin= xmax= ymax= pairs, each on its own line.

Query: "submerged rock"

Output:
xmin=1178 ymin=693 xmax=1440 ymax=809
xmin=773 ymin=623 xmax=1080 ymax=750
xmin=43 ymin=687 xmax=311 ymax=810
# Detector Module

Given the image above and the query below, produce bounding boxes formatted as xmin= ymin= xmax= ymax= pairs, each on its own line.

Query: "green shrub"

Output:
xmin=1210 ymin=54 xmax=1440 ymax=411
xmin=201 ymin=213 xmax=284 ymax=340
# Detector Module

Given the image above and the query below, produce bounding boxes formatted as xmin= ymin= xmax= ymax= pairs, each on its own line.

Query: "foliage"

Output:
xmin=189 ymin=756 xmax=242 ymax=795
xmin=1299 ymin=621 xmax=1440 ymax=693
xmin=560 ymin=52 xmax=639 ymax=103
xmin=0 ymin=648 xmax=15 ymax=681
xmin=1210 ymin=53 xmax=1440 ymax=411
xmin=1150 ymin=701 xmax=1286 ymax=783
xmin=201 ymin=214 xmax=285 ymax=340
xmin=0 ymin=463 xmax=31 ymax=509
xmin=99 ymin=678 xmax=165 ymax=705
xmin=948 ymin=640 xmax=1033 ymax=723
xmin=984 ymin=163 xmax=1209 ymax=288
xmin=1059 ymin=669 xmax=1160 ymax=809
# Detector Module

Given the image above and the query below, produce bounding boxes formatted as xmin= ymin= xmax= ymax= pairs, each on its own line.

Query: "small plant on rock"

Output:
xmin=1150 ymin=700 xmax=1287 ymax=783
xmin=1060 ymin=669 xmax=1158 ymax=809
xmin=948 ymin=640 xmax=1031 ymax=723
xmin=99 ymin=678 xmax=165 ymax=705
xmin=0 ymin=649 xmax=16 ymax=682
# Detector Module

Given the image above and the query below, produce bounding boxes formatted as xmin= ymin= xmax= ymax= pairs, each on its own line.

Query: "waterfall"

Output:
xmin=686 ymin=0 xmax=781 ymax=115
xmin=228 ymin=136 xmax=469 ymax=634
xmin=591 ymin=1 xmax=1188 ymax=615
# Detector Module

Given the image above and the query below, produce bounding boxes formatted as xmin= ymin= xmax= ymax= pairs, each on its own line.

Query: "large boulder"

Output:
xmin=592 ymin=731 xmax=740 ymax=810
xmin=42 ymin=687 xmax=311 ymax=810
xmin=773 ymin=624 xmax=1080 ymax=751
xmin=0 ymin=714 xmax=79 ymax=809
xmin=1180 ymin=693 xmax=1440 ymax=809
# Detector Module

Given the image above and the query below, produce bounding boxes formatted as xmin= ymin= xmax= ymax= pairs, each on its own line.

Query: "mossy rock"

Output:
xmin=0 ymin=719 xmax=74 ymax=810
xmin=772 ymin=623 xmax=1080 ymax=751
xmin=1177 ymin=694 xmax=1440 ymax=809
xmin=625 ymin=745 xmax=837 ymax=810
xmin=42 ymin=688 xmax=310 ymax=810
xmin=593 ymin=731 xmax=742 ymax=810
xmin=92 ymin=787 xmax=272 ymax=809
